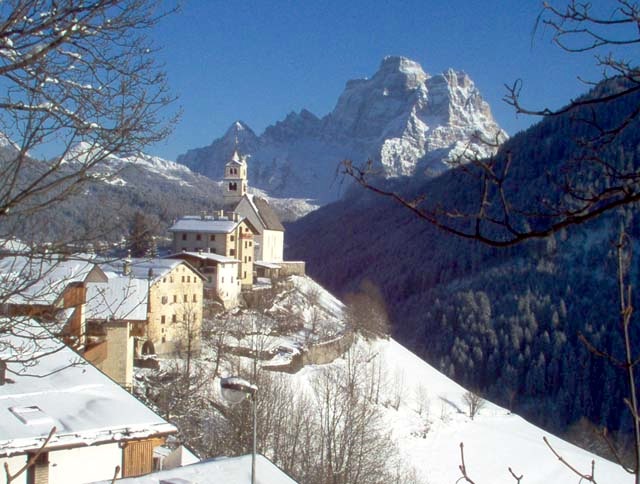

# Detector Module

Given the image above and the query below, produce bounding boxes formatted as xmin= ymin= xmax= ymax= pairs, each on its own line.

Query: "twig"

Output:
xmin=457 ymin=442 xmax=477 ymax=484
xmin=110 ymin=465 xmax=121 ymax=484
xmin=4 ymin=427 xmax=56 ymax=483
xmin=543 ymin=436 xmax=597 ymax=483
xmin=508 ymin=467 xmax=524 ymax=483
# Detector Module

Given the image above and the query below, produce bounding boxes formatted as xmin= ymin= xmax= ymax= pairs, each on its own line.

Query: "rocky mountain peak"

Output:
xmin=375 ymin=56 xmax=429 ymax=88
xmin=177 ymin=57 xmax=506 ymax=202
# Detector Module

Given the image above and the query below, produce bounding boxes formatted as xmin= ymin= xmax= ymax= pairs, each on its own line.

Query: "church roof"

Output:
xmin=252 ymin=196 xmax=285 ymax=232
xmin=225 ymin=148 xmax=245 ymax=167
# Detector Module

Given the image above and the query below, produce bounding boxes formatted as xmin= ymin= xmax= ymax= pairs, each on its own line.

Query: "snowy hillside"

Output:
xmin=177 ymin=56 xmax=506 ymax=202
xmin=316 ymin=337 xmax=630 ymax=484
xmin=137 ymin=275 xmax=630 ymax=484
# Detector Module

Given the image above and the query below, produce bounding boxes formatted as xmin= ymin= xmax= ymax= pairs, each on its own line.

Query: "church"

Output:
xmin=222 ymin=148 xmax=285 ymax=264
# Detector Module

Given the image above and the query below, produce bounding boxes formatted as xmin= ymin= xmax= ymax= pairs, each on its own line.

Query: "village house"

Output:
xmin=84 ymin=273 xmax=149 ymax=389
xmin=0 ymin=318 xmax=177 ymax=484
xmin=100 ymin=258 xmax=206 ymax=358
xmin=165 ymin=251 xmax=241 ymax=308
xmin=0 ymin=251 xmax=108 ymax=351
xmin=168 ymin=212 xmax=256 ymax=289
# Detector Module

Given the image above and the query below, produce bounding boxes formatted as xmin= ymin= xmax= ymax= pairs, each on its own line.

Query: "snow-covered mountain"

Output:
xmin=0 ymin=139 xmax=318 ymax=244
xmin=177 ymin=56 xmax=506 ymax=202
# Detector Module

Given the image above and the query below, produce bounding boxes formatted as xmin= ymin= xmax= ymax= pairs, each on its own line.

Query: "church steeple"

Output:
xmin=223 ymin=147 xmax=248 ymax=207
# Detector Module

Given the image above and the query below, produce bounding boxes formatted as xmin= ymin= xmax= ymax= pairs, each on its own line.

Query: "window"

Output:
xmin=162 ymin=336 xmax=166 ymax=343
xmin=209 ymin=247 xmax=216 ymax=253
xmin=230 ymin=235 xmax=235 ymax=242
xmin=162 ymin=277 xmax=166 ymax=283
xmin=183 ymin=294 xmax=187 ymax=302
xmin=243 ymin=271 xmax=247 ymax=279
xmin=182 ymin=233 xmax=187 ymax=241
xmin=221 ymin=277 xmax=224 ymax=283
xmin=193 ymin=294 xmax=197 ymax=302
xmin=161 ymin=315 xmax=165 ymax=324
xmin=170 ymin=276 xmax=174 ymax=283
xmin=210 ymin=234 xmax=215 ymax=241
xmin=249 ymin=241 xmax=252 ymax=247
xmin=187 ymin=276 xmax=191 ymax=282
xmin=249 ymin=256 xmax=252 ymax=262
xmin=161 ymin=296 xmax=168 ymax=305
xmin=231 ymin=276 xmax=234 ymax=283
xmin=172 ymin=314 xmax=177 ymax=323
xmin=245 ymin=241 xmax=248 ymax=249
xmin=230 ymin=249 xmax=235 ymax=256
xmin=173 ymin=295 xmax=177 ymax=303
xmin=181 ymin=276 xmax=185 ymax=282
xmin=196 ymin=233 xmax=202 ymax=241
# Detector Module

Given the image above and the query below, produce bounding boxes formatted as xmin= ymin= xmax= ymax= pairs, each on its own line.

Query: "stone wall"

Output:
xmin=278 ymin=261 xmax=306 ymax=277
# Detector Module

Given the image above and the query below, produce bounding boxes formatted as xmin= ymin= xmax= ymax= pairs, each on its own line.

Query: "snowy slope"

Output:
xmin=247 ymin=277 xmax=630 ymax=483
xmin=315 ymin=338 xmax=630 ymax=484
xmin=137 ymin=275 xmax=628 ymax=484
xmin=177 ymin=57 xmax=506 ymax=202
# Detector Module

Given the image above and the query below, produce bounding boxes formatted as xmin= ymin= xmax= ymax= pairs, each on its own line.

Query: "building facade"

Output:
xmin=169 ymin=213 xmax=256 ymax=289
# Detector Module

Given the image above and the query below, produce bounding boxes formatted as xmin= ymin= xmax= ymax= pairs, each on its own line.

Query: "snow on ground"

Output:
xmin=93 ymin=454 xmax=296 ymax=484
xmin=138 ymin=274 xmax=631 ymax=484
xmin=291 ymin=337 xmax=632 ymax=484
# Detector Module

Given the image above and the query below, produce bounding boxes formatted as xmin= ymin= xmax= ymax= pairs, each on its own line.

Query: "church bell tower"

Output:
xmin=223 ymin=148 xmax=248 ymax=207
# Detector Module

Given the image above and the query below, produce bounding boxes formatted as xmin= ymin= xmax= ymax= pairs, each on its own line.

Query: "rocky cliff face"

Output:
xmin=177 ymin=56 xmax=506 ymax=202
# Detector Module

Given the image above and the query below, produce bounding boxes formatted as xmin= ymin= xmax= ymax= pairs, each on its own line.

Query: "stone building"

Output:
xmin=168 ymin=212 xmax=256 ymax=289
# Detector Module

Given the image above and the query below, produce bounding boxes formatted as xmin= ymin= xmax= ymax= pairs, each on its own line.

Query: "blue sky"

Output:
xmin=148 ymin=1 xmax=613 ymax=160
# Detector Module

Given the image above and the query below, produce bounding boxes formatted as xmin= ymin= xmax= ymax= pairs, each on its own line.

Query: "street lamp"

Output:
xmin=220 ymin=376 xmax=258 ymax=484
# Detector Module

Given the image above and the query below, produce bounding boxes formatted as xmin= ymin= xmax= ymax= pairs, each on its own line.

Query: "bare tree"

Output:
xmin=344 ymin=280 xmax=390 ymax=338
xmin=343 ymin=0 xmax=640 ymax=247
xmin=0 ymin=0 xmax=176 ymax=367
xmin=462 ymin=390 xmax=486 ymax=421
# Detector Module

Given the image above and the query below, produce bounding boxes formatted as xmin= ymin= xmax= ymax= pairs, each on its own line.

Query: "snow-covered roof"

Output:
xmin=225 ymin=148 xmax=246 ymax=167
xmin=254 ymin=261 xmax=281 ymax=269
xmin=168 ymin=252 xmax=240 ymax=265
xmin=0 ymin=318 xmax=176 ymax=457
xmin=0 ymin=238 xmax=30 ymax=254
xmin=92 ymin=454 xmax=297 ymax=484
xmin=85 ymin=275 xmax=148 ymax=321
xmin=169 ymin=215 xmax=242 ymax=234
xmin=0 ymin=254 xmax=101 ymax=305
xmin=101 ymin=258 xmax=204 ymax=284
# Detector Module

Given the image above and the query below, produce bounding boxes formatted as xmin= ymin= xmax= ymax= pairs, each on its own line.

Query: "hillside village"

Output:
xmin=0 ymin=150 xmax=311 ymax=483
xmin=1 ymin=145 xmax=635 ymax=484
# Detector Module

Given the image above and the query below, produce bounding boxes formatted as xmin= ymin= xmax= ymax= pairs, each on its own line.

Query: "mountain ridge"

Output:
xmin=177 ymin=56 xmax=506 ymax=202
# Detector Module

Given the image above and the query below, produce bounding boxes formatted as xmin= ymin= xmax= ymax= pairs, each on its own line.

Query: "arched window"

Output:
xmin=141 ymin=340 xmax=155 ymax=355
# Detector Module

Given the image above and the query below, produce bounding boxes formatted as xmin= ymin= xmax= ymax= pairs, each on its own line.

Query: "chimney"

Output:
xmin=200 ymin=210 xmax=206 ymax=220
xmin=0 ymin=360 xmax=6 ymax=385
xmin=123 ymin=251 xmax=132 ymax=276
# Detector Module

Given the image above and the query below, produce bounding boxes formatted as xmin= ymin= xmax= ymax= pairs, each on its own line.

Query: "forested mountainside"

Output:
xmin=286 ymin=80 xmax=640 ymax=438
xmin=0 ymin=147 xmax=315 ymax=246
